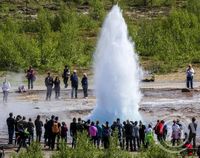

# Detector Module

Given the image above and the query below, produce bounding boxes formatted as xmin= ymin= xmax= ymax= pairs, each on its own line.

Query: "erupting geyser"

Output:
xmin=88 ymin=5 xmax=142 ymax=123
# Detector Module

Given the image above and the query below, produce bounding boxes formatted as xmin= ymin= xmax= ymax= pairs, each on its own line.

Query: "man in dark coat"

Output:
xmin=27 ymin=118 xmax=34 ymax=144
xmin=45 ymin=72 xmax=54 ymax=101
xmin=70 ymin=70 xmax=78 ymax=99
xmin=188 ymin=117 xmax=197 ymax=149
xmin=46 ymin=115 xmax=55 ymax=149
xmin=81 ymin=73 xmax=88 ymax=98
xmin=26 ymin=66 xmax=35 ymax=89
xmin=6 ymin=113 xmax=15 ymax=144
xmin=62 ymin=65 xmax=70 ymax=88
xmin=124 ymin=120 xmax=133 ymax=151
xmin=34 ymin=115 xmax=43 ymax=142
xmin=70 ymin=118 xmax=77 ymax=148
xmin=139 ymin=121 xmax=146 ymax=146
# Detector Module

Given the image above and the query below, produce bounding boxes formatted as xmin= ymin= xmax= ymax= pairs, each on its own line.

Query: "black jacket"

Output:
xmin=45 ymin=76 xmax=53 ymax=87
xmin=124 ymin=123 xmax=133 ymax=137
xmin=81 ymin=76 xmax=88 ymax=87
xmin=54 ymin=79 xmax=60 ymax=89
xmin=34 ymin=119 xmax=43 ymax=132
xmin=7 ymin=117 xmax=15 ymax=130
xmin=70 ymin=122 xmax=77 ymax=136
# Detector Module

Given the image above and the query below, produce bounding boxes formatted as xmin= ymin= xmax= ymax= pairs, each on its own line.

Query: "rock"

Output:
xmin=43 ymin=3 xmax=59 ymax=11
xmin=182 ymin=88 xmax=191 ymax=92
xmin=142 ymin=78 xmax=155 ymax=82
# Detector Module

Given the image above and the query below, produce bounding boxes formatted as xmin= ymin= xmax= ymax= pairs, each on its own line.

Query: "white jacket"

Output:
xmin=2 ymin=81 xmax=11 ymax=91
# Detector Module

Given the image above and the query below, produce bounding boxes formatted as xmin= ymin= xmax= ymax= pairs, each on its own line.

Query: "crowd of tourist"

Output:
xmin=6 ymin=112 xmax=153 ymax=152
xmin=6 ymin=112 xmax=199 ymax=156
xmin=1 ymin=64 xmax=198 ymax=157
xmin=1 ymin=64 xmax=196 ymax=103
xmin=1 ymin=65 xmax=88 ymax=103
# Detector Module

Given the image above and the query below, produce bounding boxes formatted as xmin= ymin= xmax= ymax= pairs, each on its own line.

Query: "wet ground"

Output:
xmin=1 ymin=83 xmax=200 ymax=143
xmin=0 ymin=81 xmax=200 ymax=158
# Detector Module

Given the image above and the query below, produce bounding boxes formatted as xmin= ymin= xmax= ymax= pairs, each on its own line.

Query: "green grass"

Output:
xmin=11 ymin=133 xmax=183 ymax=158
xmin=0 ymin=0 xmax=199 ymax=73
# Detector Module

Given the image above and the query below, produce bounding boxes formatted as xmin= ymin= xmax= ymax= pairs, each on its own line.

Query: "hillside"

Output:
xmin=0 ymin=0 xmax=200 ymax=73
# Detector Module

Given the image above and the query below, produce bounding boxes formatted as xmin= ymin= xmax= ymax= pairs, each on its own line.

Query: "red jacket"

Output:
xmin=157 ymin=122 xmax=164 ymax=135
xmin=184 ymin=143 xmax=193 ymax=156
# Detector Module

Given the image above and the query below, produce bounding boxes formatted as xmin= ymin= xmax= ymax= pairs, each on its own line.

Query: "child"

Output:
xmin=61 ymin=122 xmax=68 ymax=143
xmin=18 ymin=84 xmax=26 ymax=93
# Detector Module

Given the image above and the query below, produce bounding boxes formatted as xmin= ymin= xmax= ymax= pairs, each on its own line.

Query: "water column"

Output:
xmin=89 ymin=5 xmax=142 ymax=123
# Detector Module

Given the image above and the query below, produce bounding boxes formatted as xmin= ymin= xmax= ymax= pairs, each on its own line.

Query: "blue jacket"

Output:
xmin=70 ymin=74 xmax=78 ymax=87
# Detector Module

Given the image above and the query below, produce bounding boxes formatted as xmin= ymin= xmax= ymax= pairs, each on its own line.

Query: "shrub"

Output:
xmin=136 ymin=143 xmax=177 ymax=158
xmin=11 ymin=142 xmax=43 ymax=158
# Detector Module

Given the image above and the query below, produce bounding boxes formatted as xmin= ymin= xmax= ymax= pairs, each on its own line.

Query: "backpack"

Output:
xmin=52 ymin=122 xmax=59 ymax=133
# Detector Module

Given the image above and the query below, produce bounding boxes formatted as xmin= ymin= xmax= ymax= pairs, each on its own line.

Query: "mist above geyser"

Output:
xmin=88 ymin=5 xmax=142 ymax=123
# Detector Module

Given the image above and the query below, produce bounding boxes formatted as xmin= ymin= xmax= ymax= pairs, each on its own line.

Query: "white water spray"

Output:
xmin=88 ymin=5 xmax=142 ymax=123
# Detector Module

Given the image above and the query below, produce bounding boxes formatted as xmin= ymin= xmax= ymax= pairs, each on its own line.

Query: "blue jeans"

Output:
xmin=82 ymin=86 xmax=88 ymax=98
xmin=28 ymin=78 xmax=34 ymax=89
xmin=55 ymin=87 xmax=60 ymax=99
xmin=71 ymin=86 xmax=78 ymax=98
xmin=187 ymin=76 xmax=193 ymax=89
xmin=46 ymin=86 xmax=53 ymax=100
xmin=8 ymin=129 xmax=14 ymax=144
xmin=3 ymin=91 xmax=8 ymax=102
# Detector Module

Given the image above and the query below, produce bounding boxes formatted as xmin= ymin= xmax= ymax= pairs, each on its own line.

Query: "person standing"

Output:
xmin=61 ymin=122 xmax=68 ymax=143
xmin=26 ymin=66 xmax=35 ymax=90
xmin=102 ymin=121 xmax=111 ymax=149
xmin=46 ymin=115 xmax=55 ymax=149
xmin=89 ymin=122 xmax=98 ymax=145
xmin=77 ymin=118 xmax=84 ymax=133
xmin=34 ymin=115 xmax=43 ymax=142
xmin=16 ymin=124 xmax=29 ymax=153
xmin=116 ymin=118 xmax=123 ymax=148
xmin=45 ymin=72 xmax=54 ymax=101
xmin=132 ymin=121 xmax=140 ymax=151
xmin=14 ymin=115 xmax=22 ymax=145
xmin=21 ymin=116 xmax=28 ymax=129
xmin=154 ymin=120 xmax=160 ymax=141
xmin=186 ymin=64 xmax=194 ymax=89
xmin=95 ymin=121 xmax=102 ymax=148
xmin=124 ymin=120 xmax=133 ymax=151
xmin=6 ymin=113 xmax=15 ymax=144
xmin=44 ymin=119 xmax=49 ymax=147
xmin=70 ymin=118 xmax=77 ymax=148
xmin=54 ymin=76 xmax=60 ymax=99
xmin=139 ymin=121 xmax=146 ymax=146
xmin=51 ymin=117 xmax=61 ymax=150
xmin=81 ymin=73 xmax=88 ymax=98
xmin=70 ymin=70 xmax=78 ymax=99
xmin=188 ymin=117 xmax=197 ymax=149
xmin=2 ymin=78 xmax=11 ymax=103
xmin=172 ymin=120 xmax=180 ymax=146
xmin=145 ymin=124 xmax=154 ymax=148
xmin=62 ymin=65 xmax=70 ymax=88
xmin=163 ymin=123 xmax=168 ymax=141
xmin=157 ymin=120 xmax=164 ymax=141
xmin=27 ymin=118 xmax=34 ymax=144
